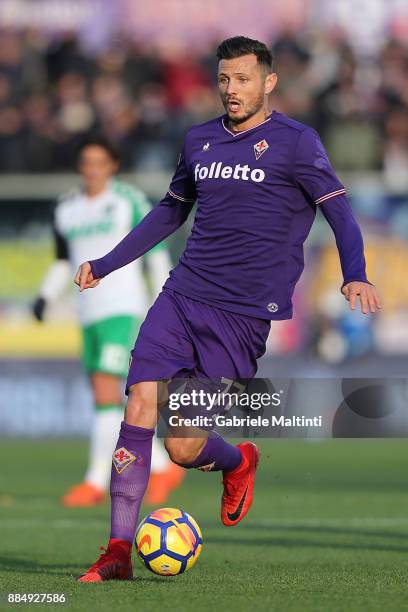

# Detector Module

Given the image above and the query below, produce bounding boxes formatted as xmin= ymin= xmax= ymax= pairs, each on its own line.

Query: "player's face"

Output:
xmin=79 ymin=145 xmax=118 ymax=195
xmin=218 ymin=54 xmax=276 ymax=128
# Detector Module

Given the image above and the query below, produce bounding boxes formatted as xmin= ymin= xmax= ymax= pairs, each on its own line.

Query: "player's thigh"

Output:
xmin=127 ymin=291 xmax=196 ymax=387
xmin=193 ymin=307 xmax=271 ymax=379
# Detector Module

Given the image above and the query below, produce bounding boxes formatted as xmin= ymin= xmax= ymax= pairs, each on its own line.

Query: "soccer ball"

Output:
xmin=135 ymin=507 xmax=203 ymax=576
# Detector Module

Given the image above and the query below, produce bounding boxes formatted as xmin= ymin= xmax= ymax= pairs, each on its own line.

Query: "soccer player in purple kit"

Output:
xmin=75 ymin=36 xmax=381 ymax=581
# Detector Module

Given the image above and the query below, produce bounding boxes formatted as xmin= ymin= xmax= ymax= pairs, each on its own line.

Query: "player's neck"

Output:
xmin=84 ymin=184 xmax=109 ymax=199
xmin=227 ymin=107 xmax=272 ymax=133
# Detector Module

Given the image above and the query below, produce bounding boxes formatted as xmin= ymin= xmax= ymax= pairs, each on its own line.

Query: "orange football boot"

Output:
xmin=145 ymin=463 xmax=185 ymax=505
xmin=61 ymin=482 xmax=106 ymax=508
xmin=221 ymin=442 xmax=260 ymax=526
xmin=78 ymin=539 xmax=133 ymax=582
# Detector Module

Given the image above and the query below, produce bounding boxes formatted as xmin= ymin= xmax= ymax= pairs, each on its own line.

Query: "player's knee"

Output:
xmin=164 ymin=437 xmax=205 ymax=466
xmin=125 ymin=382 xmax=158 ymax=428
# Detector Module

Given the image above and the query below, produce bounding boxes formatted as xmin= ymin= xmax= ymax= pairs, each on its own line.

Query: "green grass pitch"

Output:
xmin=1 ymin=439 xmax=408 ymax=611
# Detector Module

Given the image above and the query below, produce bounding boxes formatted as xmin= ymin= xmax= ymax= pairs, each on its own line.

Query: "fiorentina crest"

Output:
xmin=253 ymin=139 xmax=269 ymax=160
xmin=112 ymin=446 xmax=141 ymax=474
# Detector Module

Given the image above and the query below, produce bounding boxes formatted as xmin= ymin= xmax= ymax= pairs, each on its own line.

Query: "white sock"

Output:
xmin=84 ymin=406 xmax=123 ymax=491
xmin=151 ymin=434 xmax=170 ymax=474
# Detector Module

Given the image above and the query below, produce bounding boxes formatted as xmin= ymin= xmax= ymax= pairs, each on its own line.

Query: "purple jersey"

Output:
xmin=90 ymin=111 xmax=369 ymax=320
xmin=164 ymin=111 xmax=351 ymax=319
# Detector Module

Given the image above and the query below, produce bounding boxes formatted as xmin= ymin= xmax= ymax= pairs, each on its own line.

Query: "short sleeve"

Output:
xmin=167 ymin=137 xmax=196 ymax=203
xmin=293 ymin=128 xmax=346 ymax=205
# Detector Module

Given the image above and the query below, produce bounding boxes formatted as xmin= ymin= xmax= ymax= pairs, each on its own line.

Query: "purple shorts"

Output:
xmin=126 ymin=288 xmax=270 ymax=391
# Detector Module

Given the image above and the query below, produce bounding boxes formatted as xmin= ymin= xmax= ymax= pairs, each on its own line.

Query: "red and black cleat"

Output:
xmin=221 ymin=442 xmax=260 ymax=527
xmin=78 ymin=539 xmax=133 ymax=582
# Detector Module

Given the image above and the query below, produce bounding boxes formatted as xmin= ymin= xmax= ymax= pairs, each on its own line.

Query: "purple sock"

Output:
xmin=179 ymin=434 xmax=242 ymax=473
xmin=110 ymin=421 xmax=154 ymax=543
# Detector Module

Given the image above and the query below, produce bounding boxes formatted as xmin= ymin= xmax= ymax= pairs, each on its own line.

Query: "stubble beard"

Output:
xmin=224 ymin=91 xmax=266 ymax=128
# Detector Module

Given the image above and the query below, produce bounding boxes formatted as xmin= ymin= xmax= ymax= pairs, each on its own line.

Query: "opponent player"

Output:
xmin=75 ymin=37 xmax=381 ymax=581
xmin=34 ymin=137 xmax=184 ymax=507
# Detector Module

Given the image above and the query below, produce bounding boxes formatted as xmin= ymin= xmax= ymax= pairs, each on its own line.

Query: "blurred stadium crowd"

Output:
xmin=1 ymin=5 xmax=408 ymax=370
xmin=0 ymin=2 xmax=407 ymax=436
xmin=0 ymin=27 xmax=407 ymax=190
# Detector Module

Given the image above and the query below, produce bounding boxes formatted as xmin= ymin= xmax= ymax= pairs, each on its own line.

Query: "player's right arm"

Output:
xmin=75 ymin=138 xmax=196 ymax=290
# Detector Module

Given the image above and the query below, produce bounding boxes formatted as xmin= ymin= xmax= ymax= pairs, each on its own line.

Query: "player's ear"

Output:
xmin=264 ymin=72 xmax=278 ymax=96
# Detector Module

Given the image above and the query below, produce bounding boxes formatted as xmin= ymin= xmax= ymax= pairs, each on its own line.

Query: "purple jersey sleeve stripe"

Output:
xmin=294 ymin=127 xmax=345 ymax=204
xmin=168 ymin=188 xmax=195 ymax=203
xmin=315 ymin=188 xmax=346 ymax=205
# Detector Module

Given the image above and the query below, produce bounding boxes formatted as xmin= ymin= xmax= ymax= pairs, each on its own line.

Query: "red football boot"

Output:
xmin=221 ymin=442 xmax=260 ymax=527
xmin=78 ymin=539 xmax=133 ymax=582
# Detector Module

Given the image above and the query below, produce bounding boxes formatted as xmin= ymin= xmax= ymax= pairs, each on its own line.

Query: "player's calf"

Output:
xmin=164 ymin=436 xmax=207 ymax=466
xmin=165 ymin=432 xmax=242 ymax=472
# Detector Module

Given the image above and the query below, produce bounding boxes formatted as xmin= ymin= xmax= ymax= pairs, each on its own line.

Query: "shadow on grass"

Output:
xmin=205 ymin=536 xmax=408 ymax=553
xmin=3 ymin=524 xmax=408 ymax=578
xmin=201 ymin=523 xmax=408 ymax=554
xmin=0 ymin=555 xmax=184 ymax=583
xmin=0 ymin=554 xmax=86 ymax=576
xmin=244 ymin=523 xmax=408 ymax=541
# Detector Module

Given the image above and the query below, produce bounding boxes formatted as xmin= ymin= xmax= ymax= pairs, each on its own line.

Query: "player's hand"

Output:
xmin=74 ymin=262 xmax=101 ymax=292
xmin=32 ymin=296 xmax=46 ymax=321
xmin=341 ymin=282 xmax=381 ymax=314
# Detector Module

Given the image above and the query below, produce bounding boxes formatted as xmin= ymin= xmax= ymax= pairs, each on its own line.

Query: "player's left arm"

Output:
xmin=293 ymin=127 xmax=381 ymax=315
xmin=319 ymin=195 xmax=381 ymax=314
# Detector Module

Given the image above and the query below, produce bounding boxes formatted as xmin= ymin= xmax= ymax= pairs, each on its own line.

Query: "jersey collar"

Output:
xmin=221 ymin=111 xmax=274 ymax=137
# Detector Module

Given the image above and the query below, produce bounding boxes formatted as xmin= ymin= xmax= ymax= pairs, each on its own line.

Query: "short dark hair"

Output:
xmin=80 ymin=135 xmax=120 ymax=162
xmin=216 ymin=36 xmax=273 ymax=72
